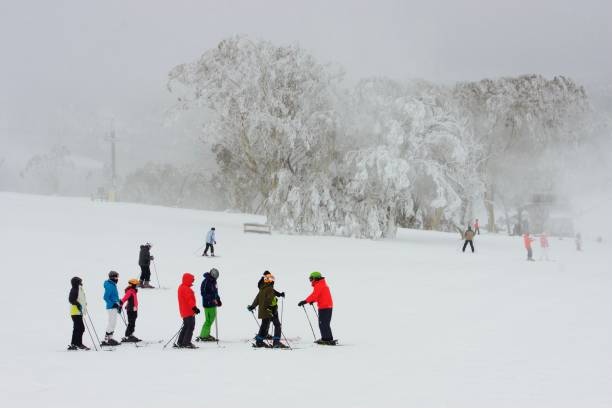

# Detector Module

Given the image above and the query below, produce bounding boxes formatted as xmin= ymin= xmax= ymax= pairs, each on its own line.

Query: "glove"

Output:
xmin=113 ymin=303 xmax=121 ymax=310
xmin=278 ymin=292 xmax=285 ymax=298
xmin=150 ymin=255 xmax=154 ymax=260
xmin=76 ymin=303 xmax=83 ymax=312
xmin=133 ymin=307 xmax=138 ymax=312
xmin=192 ymin=306 xmax=201 ymax=314
xmin=217 ymin=299 xmax=222 ymax=307
xmin=298 ymin=300 xmax=307 ymax=307
xmin=247 ymin=305 xmax=255 ymax=312
xmin=214 ymin=241 xmax=217 ymax=245
xmin=119 ymin=301 xmax=124 ymax=307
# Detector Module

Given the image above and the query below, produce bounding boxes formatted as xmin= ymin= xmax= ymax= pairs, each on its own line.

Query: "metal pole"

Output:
xmin=85 ymin=311 xmax=102 ymax=346
xmin=302 ymin=305 xmax=317 ymax=341
xmin=163 ymin=325 xmax=184 ymax=349
xmin=215 ymin=308 xmax=219 ymax=346
xmin=83 ymin=317 xmax=99 ymax=351
xmin=152 ymin=260 xmax=161 ymax=288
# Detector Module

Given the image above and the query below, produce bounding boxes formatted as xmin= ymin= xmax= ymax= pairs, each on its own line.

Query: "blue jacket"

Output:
xmin=103 ymin=280 xmax=120 ymax=309
xmin=200 ymin=272 xmax=221 ymax=308
xmin=206 ymin=230 xmax=216 ymax=244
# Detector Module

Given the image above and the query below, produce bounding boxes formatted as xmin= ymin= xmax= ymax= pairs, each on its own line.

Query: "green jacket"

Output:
xmin=250 ymin=283 xmax=276 ymax=319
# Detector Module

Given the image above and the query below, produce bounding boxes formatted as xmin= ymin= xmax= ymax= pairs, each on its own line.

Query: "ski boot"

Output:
xmin=77 ymin=344 xmax=91 ymax=350
xmin=272 ymin=341 xmax=289 ymax=349
xmin=253 ymin=336 xmax=271 ymax=348
xmin=122 ymin=335 xmax=141 ymax=343
xmin=102 ymin=333 xmax=120 ymax=346
xmin=183 ymin=343 xmax=198 ymax=349
xmin=172 ymin=343 xmax=182 ymax=349
xmin=315 ymin=339 xmax=338 ymax=346
xmin=67 ymin=344 xmax=79 ymax=351
xmin=143 ymin=280 xmax=155 ymax=289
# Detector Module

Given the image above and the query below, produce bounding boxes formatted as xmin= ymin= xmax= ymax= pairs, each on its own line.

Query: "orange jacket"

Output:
xmin=523 ymin=234 xmax=534 ymax=249
xmin=178 ymin=273 xmax=196 ymax=318
xmin=305 ymin=278 xmax=333 ymax=309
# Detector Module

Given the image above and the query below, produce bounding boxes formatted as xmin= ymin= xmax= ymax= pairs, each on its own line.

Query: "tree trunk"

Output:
xmin=484 ymin=185 xmax=496 ymax=233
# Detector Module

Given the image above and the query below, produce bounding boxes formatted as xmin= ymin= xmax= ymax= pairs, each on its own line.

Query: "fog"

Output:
xmin=1 ymin=0 xmax=611 ymax=236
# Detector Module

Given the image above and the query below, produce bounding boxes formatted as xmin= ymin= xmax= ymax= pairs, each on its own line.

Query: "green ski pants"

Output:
xmin=199 ymin=307 xmax=217 ymax=337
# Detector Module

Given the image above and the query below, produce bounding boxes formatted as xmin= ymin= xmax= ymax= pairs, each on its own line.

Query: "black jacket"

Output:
xmin=139 ymin=245 xmax=152 ymax=266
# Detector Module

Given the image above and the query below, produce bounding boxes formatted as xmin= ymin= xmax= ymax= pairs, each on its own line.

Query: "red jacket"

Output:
xmin=178 ymin=273 xmax=196 ymax=318
xmin=121 ymin=287 xmax=139 ymax=312
xmin=523 ymin=234 xmax=534 ymax=249
xmin=305 ymin=278 xmax=333 ymax=309
xmin=539 ymin=235 xmax=549 ymax=248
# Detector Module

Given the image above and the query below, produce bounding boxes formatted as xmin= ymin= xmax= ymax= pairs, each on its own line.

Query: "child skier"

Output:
xmin=462 ymin=226 xmax=475 ymax=253
xmin=539 ymin=233 xmax=550 ymax=261
xmin=248 ymin=273 xmax=288 ymax=348
xmin=176 ymin=273 xmax=200 ymax=348
xmin=523 ymin=233 xmax=535 ymax=261
xmin=474 ymin=218 xmax=480 ymax=235
xmin=120 ymin=279 xmax=141 ymax=343
xmin=102 ymin=271 xmax=122 ymax=346
xmin=202 ymin=227 xmax=216 ymax=256
xmin=138 ymin=243 xmax=155 ymax=288
xmin=196 ymin=268 xmax=222 ymax=342
xmin=68 ymin=276 xmax=90 ymax=350
xmin=298 ymin=272 xmax=336 ymax=345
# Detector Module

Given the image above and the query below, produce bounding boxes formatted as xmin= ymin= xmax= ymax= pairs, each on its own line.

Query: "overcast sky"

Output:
xmin=1 ymin=0 xmax=610 ymax=153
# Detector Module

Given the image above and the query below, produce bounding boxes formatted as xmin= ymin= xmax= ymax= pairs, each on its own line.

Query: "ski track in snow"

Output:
xmin=1 ymin=192 xmax=611 ymax=408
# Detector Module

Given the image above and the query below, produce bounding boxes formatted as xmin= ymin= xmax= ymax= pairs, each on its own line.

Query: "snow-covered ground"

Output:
xmin=1 ymin=192 xmax=611 ymax=407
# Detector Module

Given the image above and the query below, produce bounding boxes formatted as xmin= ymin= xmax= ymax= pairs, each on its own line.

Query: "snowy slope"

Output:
xmin=1 ymin=192 xmax=611 ymax=408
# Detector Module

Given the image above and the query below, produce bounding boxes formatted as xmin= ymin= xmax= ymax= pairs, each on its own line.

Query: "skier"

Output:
xmin=539 ymin=232 xmax=550 ymax=261
xmin=102 ymin=271 xmax=122 ymax=346
xmin=196 ymin=268 xmax=222 ymax=342
xmin=176 ymin=273 xmax=200 ymax=348
xmin=255 ymin=270 xmax=285 ymax=340
xmin=474 ymin=218 xmax=480 ymax=235
xmin=138 ymin=243 xmax=155 ymax=288
xmin=248 ymin=273 xmax=288 ymax=348
xmin=120 ymin=279 xmax=141 ymax=343
xmin=523 ymin=233 xmax=535 ymax=261
xmin=298 ymin=272 xmax=336 ymax=345
xmin=462 ymin=226 xmax=475 ymax=253
xmin=68 ymin=276 xmax=90 ymax=350
xmin=575 ymin=233 xmax=583 ymax=251
xmin=202 ymin=227 xmax=216 ymax=257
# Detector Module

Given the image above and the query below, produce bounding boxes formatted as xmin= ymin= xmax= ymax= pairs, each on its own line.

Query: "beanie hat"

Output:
xmin=309 ymin=271 xmax=322 ymax=280
xmin=210 ymin=268 xmax=219 ymax=279
xmin=108 ymin=270 xmax=119 ymax=279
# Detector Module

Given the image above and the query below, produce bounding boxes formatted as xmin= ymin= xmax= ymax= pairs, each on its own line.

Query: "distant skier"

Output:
xmin=102 ymin=271 xmax=122 ymax=346
xmin=298 ymin=272 xmax=336 ymax=345
xmin=67 ymin=276 xmax=90 ymax=350
xmin=196 ymin=268 xmax=222 ymax=342
xmin=138 ymin=243 xmax=155 ymax=288
xmin=575 ymin=233 xmax=582 ymax=251
xmin=248 ymin=273 xmax=288 ymax=348
xmin=462 ymin=226 xmax=475 ymax=253
xmin=120 ymin=279 xmax=141 ymax=343
xmin=523 ymin=233 xmax=535 ymax=261
xmin=539 ymin=233 xmax=550 ymax=261
xmin=176 ymin=273 xmax=199 ymax=348
xmin=202 ymin=227 xmax=216 ymax=257
xmin=474 ymin=218 xmax=480 ymax=235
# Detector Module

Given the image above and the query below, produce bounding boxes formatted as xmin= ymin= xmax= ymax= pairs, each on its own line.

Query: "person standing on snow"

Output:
xmin=474 ymin=218 xmax=480 ymax=235
xmin=176 ymin=273 xmax=200 ymax=348
xmin=102 ymin=271 xmax=122 ymax=346
xmin=539 ymin=233 xmax=550 ymax=261
xmin=248 ymin=273 xmax=288 ymax=348
xmin=575 ymin=233 xmax=583 ymax=251
xmin=523 ymin=233 xmax=535 ymax=261
xmin=298 ymin=272 xmax=336 ymax=345
xmin=138 ymin=243 xmax=155 ymax=288
xmin=196 ymin=268 xmax=222 ymax=342
xmin=202 ymin=227 xmax=216 ymax=257
xmin=120 ymin=279 xmax=141 ymax=343
xmin=68 ymin=276 xmax=90 ymax=350
xmin=462 ymin=226 xmax=475 ymax=253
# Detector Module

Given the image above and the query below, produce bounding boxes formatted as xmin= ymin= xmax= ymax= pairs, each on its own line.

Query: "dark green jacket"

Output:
xmin=250 ymin=283 xmax=276 ymax=319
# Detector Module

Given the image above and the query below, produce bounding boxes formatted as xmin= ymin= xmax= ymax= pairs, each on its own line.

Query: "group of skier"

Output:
xmin=67 ymin=238 xmax=336 ymax=350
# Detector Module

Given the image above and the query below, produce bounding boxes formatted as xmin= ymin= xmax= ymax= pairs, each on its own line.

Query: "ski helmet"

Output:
xmin=108 ymin=270 xmax=119 ymax=279
xmin=210 ymin=268 xmax=219 ymax=279
xmin=71 ymin=276 xmax=82 ymax=286
xmin=128 ymin=278 xmax=140 ymax=286
xmin=309 ymin=271 xmax=322 ymax=280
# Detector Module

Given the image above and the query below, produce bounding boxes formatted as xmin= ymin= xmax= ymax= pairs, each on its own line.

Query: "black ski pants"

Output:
xmin=203 ymin=243 xmax=214 ymax=255
xmin=125 ymin=310 xmax=138 ymax=337
xmin=71 ymin=315 xmax=85 ymax=346
xmin=527 ymin=247 xmax=533 ymax=260
xmin=139 ymin=264 xmax=151 ymax=282
xmin=177 ymin=316 xmax=195 ymax=346
xmin=258 ymin=311 xmax=281 ymax=340
xmin=318 ymin=308 xmax=333 ymax=341
xmin=462 ymin=240 xmax=474 ymax=252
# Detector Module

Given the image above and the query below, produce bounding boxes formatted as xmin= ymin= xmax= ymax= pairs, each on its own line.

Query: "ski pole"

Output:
xmin=215 ymin=309 xmax=219 ymax=346
xmin=311 ymin=303 xmax=319 ymax=318
xmin=302 ymin=305 xmax=317 ymax=341
xmin=163 ymin=324 xmax=184 ymax=349
xmin=83 ymin=317 xmax=99 ymax=351
xmin=193 ymin=244 xmax=205 ymax=255
xmin=119 ymin=309 xmax=128 ymax=327
xmin=281 ymin=296 xmax=285 ymax=327
xmin=85 ymin=311 xmax=102 ymax=346
xmin=250 ymin=310 xmax=260 ymax=328
xmin=152 ymin=260 xmax=161 ymax=288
